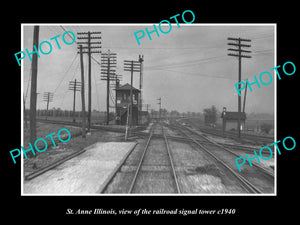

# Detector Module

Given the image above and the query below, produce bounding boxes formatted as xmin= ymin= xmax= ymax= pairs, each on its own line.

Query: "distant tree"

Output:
xmin=203 ymin=105 xmax=218 ymax=125
xmin=260 ymin=123 xmax=273 ymax=134
xmin=150 ymin=109 xmax=157 ymax=116
xmin=170 ymin=110 xmax=180 ymax=117
xmin=160 ymin=108 xmax=168 ymax=116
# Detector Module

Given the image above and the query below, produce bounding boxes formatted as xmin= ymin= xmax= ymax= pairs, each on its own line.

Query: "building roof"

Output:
xmin=221 ymin=111 xmax=246 ymax=120
xmin=116 ymin=83 xmax=140 ymax=92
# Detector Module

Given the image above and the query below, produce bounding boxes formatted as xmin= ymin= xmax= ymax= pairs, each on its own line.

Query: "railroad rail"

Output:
xmin=128 ymin=123 xmax=180 ymax=193
xmin=171 ymin=123 xmax=274 ymax=194
xmin=100 ymin=123 xmax=181 ymax=194
xmin=37 ymin=117 xmax=267 ymax=156
xmin=182 ymin=124 xmax=274 ymax=177
xmin=177 ymin=118 xmax=274 ymax=145
xmin=32 ymin=118 xmax=274 ymax=194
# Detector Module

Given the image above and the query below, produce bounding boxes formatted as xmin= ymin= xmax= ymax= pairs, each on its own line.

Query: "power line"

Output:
xmin=57 ymin=60 xmax=79 ymax=110
xmin=227 ymin=37 xmax=252 ymax=139
xmin=252 ymin=49 xmax=274 ymax=54
xmin=60 ymin=26 xmax=74 ymax=40
xmin=150 ymin=68 xmax=236 ymax=80
xmin=146 ymin=49 xmax=273 ymax=72
xmin=92 ymin=68 xmax=101 ymax=112
xmin=53 ymin=54 xmax=78 ymax=94
xmin=68 ymin=79 xmax=81 ymax=122
xmin=146 ymin=54 xmax=229 ymax=70
xmin=77 ymin=31 xmax=101 ymax=131
xmin=60 ymin=25 xmax=102 ymax=66
xmin=101 ymin=50 xmax=117 ymax=124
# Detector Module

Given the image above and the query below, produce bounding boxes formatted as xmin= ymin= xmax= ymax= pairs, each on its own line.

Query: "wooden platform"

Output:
xmin=23 ymin=142 xmax=136 ymax=195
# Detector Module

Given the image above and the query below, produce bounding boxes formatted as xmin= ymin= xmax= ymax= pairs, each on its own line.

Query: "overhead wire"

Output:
xmin=92 ymin=66 xmax=101 ymax=112
xmin=57 ymin=57 xmax=79 ymax=109
xmin=146 ymin=54 xmax=229 ymax=71
xmin=150 ymin=68 xmax=236 ymax=80
xmin=53 ymin=53 xmax=78 ymax=93
xmin=61 ymin=25 xmax=102 ymax=66
xmin=43 ymin=25 xmax=274 ymax=112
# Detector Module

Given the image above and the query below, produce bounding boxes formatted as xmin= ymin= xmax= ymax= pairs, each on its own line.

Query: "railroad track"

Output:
xmin=182 ymin=125 xmax=274 ymax=176
xmin=34 ymin=119 xmax=274 ymax=194
xmin=177 ymin=119 xmax=274 ymax=145
xmin=206 ymin=128 xmax=273 ymax=145
xmin=100 ymin=123 xmax=181 ymax=194
xmin=171 ymin=123 xmax=274 ymax=194
xmin=163 ymin=123 xmax=273 ymax=156
xmin=36 ymin=118 xmax=145 ymax=134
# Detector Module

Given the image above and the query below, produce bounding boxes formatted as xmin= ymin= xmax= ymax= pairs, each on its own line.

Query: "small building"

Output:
xmin=221 ymin=107 xmax=246 ymax=132
xmin=115 ymin=83 xmax=140 ymax=126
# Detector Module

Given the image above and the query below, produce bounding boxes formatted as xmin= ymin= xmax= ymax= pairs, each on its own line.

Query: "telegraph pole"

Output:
xmin=101 ymin=50 xmax=118 ymax=125
xmin=228 ymin=37 xmax=251 ymax=139
xmin=157 ymin=97 xmax=161 ymax=121
xmin=243 ymin=82 xmax=248 ymax=113
xmin=138 ymin=55 xmax=144 ymax=124
xmin=79 ymin=45 xmax=86 ymax=138
xmin=68 ymin=79 xmax=81 ymax=123
xmin=77 ymin=31 xmax=101 ymax=131
xmin=23 ymin=96 xmax=27 ymax=129
xmin=124 ymin=60 xmax=141 ymax=126
xmin=115 ymin=78 xmax=120 ymax=119
xmin=30 ymin=25 xmax=39 ymax=145
xmin=42 ymin=92 xmax=54 ymax=120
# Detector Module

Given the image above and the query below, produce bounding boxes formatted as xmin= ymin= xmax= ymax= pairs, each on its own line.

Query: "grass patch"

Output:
xmin=23 ymin=122 xmax=82 ymax=145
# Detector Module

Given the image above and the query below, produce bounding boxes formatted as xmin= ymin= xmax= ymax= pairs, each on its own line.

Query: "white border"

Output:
xmin=21 ymin=23 xmax=277 ymax=196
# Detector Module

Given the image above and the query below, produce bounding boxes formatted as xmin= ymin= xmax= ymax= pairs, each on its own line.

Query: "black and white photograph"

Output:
xmin=4 ymin=5 xmax=298 ymax=220
xmin=21 ymin=24 xmax=275 ymax=195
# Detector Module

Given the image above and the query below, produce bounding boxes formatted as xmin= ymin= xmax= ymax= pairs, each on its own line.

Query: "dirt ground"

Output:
xmin=169 ymin=140 xmax=247 ymax=194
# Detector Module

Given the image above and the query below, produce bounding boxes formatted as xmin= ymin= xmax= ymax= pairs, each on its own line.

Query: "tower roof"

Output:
xmin=116 ymin=83 xmax=140 ymax=92
xmin=221 ymin=111 xmax=246 ymax=120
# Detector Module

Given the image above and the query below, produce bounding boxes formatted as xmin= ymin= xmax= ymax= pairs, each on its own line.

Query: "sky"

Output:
xmin=22 ymin=24 xmax=275 ymax=115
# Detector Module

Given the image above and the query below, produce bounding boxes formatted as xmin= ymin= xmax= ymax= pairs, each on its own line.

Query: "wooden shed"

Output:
xmin=221 ymin=107 xmax=247 ymax=132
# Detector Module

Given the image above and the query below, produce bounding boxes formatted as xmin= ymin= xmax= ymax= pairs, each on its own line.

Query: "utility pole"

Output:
xmin=23 ymin=96 xmax=27 ymax=129
xmin=30 ymin=25 xmax=39 ymax=145
xmin=146 ymin=103 xmax=150 ymax=123
xmin=68 ymin=79 xmax=81 ymax=123
xmin=77 ymin=31 xmax=101 ymax=132
xmin=124 ymin=60 xmax=141 ymax=126
xmin=243 ymin=82 xmax=248 ymax=113
xmin=227 ymin=37 xmax=251 ymax=139
xmin=79 ymin=45 xmax=86 ymax=138
xmin=157 ymin=97 xmax=161 ymax=121
xmin=138 ymin=55 xmax=144 ymax=124
xmin=242 ymin=82 xmax=248 ymax=132
xmin=101 ymin=50 xmax=117 ymax=125
xmin=42 ymin=92 xmax=54 ymax=120
xmin=125 ymin=104 xmax=130 ymax=141
xmin=115 ymin=78 xmax=120 ymax=120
